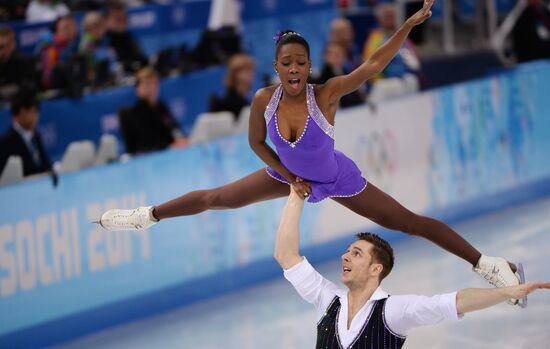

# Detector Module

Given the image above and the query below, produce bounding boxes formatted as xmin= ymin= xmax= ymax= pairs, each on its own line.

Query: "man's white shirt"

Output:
xmin=284 ymin=258 xmax=462 ymax=349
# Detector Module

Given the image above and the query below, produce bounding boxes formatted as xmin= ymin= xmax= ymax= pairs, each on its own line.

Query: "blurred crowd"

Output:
xmin=0 ymin=0 xmax=244 ymax=103
xmin=0 ymin=0 xmax=173 ymax=22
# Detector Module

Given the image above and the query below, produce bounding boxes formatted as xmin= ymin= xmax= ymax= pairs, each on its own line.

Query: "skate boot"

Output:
xmin=473 ymin=255 xmax=527 ymax=308
xmin=95 ymin=206 xmax=158 ymax=231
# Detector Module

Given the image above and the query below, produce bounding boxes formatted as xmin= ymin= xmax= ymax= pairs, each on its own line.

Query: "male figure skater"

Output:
xmin=274 ymin=186 xmax=550 ymax=348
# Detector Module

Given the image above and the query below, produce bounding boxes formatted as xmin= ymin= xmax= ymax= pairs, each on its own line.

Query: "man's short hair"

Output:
xmin=356 ymin=232 xmax=394 ymax=281
xmin=10 ymin=92 xmax=39 ymax=116
xmin=135 ymin=66 xmax=159 ymax=86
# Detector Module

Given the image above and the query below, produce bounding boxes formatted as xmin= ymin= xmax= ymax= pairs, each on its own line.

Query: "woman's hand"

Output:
xmin=406 ymin=0 xmax=434 ymax=27
xmin=291 ymin=177 xmax=312 ymax=200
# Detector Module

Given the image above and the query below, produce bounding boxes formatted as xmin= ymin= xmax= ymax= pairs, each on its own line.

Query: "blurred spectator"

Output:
xmin=70 ymin=0 xmax=144 ymax=11
xmin=119 ymin=67 xmax=187 ymax=155
xmin=512 ymin=0 xmax=550 ymax=63
xmin=316 ymin=41 xmax=364 ymax=108
xmin=26 ymin=0 xmax=70 ymax=23
xmin=105 ymin=1 xmax=148 ymax=74
xmin=0 ymin=27 xmax=39 ymax=102
xmin=0 ymin=92 xmax=52 ymax=177
xmin=363 ymin=3 xmax=421 ymax=82
xmin=70 ymin=0 xmax=110 ymax=11
xmin=0 ymin=0 xmax=27 ymax=21
xmin=209 ymin=53 xmax=255 ymax=121
xmin=79 ymin=11 xmax=117 ymax=86
xmin=35 ymin=15 xmax=79 ymax=89
xmin=191 ymin=26 xmax=242 ymax=68
xmin=329 ymin=17 xmax=361 ymax=70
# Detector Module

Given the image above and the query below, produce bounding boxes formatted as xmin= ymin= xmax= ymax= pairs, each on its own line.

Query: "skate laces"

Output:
xmin=110 ymin=209 xmax=147 ymax=229
xmin=477 ymin=265 xmax=507 ymax=288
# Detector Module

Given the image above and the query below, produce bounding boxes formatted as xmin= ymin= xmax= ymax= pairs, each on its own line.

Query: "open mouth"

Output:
xmin=288 ymin=78 xmax=301 ymax=90
xmin=343 ymin=266 xmax=351 ymax=274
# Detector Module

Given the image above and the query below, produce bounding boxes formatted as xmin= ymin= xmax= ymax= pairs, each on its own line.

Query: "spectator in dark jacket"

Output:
xmin=0 ymin=27 xmax=39 ymax=102
xmin=119 ymin=67 xmax=187 ymax=155
xmin=316 ymin=41 xmax=364 ymax=108
xmin=0 ymin=93 xmax=51 ymax=177
xmin=106 ymin=1 xmax=147 ymax=74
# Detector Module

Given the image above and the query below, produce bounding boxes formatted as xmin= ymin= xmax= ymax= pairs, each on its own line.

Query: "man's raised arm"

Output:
xmin=274 ymin=186 xmax=305 ymax=270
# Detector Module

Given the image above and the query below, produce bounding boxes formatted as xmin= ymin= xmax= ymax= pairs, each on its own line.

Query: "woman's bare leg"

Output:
xmin=154 ymin=169 xmax=290 ymax=220
xmin=333 ymin=182 xmax=482 ymax=266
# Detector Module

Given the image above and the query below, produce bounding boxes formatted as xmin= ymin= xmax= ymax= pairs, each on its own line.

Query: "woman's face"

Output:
xmin=274 ymin=43 xmax=311 ymax=97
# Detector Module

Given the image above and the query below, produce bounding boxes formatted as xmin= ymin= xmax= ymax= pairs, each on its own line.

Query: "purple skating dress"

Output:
xmin=265 ymin=84 xmax=367 ymax=203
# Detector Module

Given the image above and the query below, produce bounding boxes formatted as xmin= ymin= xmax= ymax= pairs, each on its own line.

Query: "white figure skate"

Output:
xmin=94 ymin=206 xmax=158 ymax=231
xmin=473 ymin=255 xmax=527 ymax=308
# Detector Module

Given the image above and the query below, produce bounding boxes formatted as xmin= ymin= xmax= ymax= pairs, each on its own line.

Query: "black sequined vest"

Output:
xmin=316 ymin=297 xmax=406 ymax=349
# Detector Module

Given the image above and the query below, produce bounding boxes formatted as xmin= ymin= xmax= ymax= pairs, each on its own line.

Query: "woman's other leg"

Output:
xmin=333 ymin=182 xmax=481 ymax=266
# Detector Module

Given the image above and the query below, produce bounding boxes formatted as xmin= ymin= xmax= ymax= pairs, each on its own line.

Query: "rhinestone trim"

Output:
xmin=265 ymin=168 xmax=290 ymax=184
xmin=306 ymin=84 xmax=335 ymax=140
xmin=274 ymin=114 xmax=310 ymax=148
xmin=264 ymin=84 xmax=335 ymax=141
xmin=312 ymin=180 xmax=368 ymax=203
xmin=264 ymin=85 xmax=282 ymax=124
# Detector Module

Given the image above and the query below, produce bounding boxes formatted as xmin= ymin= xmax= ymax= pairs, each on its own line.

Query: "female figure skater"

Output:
xmin=98 ymin=0 xmax=525 ymax=302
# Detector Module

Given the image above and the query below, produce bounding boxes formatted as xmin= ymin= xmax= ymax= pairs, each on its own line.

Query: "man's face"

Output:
xmin=0 ymin=32 xmax=15 ymax=62
xmin=14 ymin=106 xmax=39 ymax=131
xmin=136 ymin=76 xmax=159 ymax=103
xmin=341 ymin=240 xmax=381 ymax=288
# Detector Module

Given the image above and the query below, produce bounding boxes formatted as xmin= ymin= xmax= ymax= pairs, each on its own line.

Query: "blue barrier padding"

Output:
xmin=2 ymin=175 xmax=549 ymax=349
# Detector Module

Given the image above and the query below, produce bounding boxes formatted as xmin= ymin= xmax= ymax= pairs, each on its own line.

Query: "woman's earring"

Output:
xmin=309 ymin=68 xmax=313 ymax=74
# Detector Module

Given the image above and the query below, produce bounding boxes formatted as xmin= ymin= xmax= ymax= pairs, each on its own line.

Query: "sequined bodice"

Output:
xmin=265 ymin=84 xmax=338 ymax=183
